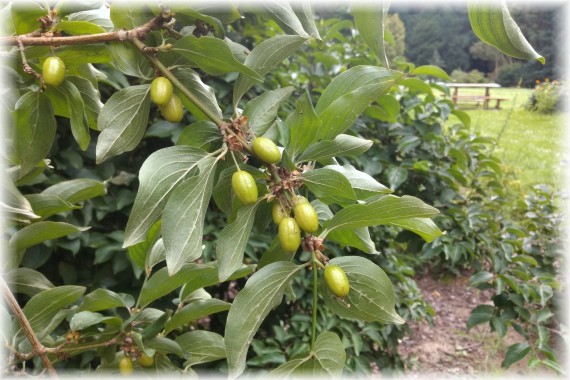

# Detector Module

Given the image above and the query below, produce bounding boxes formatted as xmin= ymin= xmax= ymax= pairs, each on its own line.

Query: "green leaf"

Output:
xmin=243 ymin=87 xmax=294 ymax=135
xmin=413 ymin=65 xmax=451 ymax=80
xmin=146 ymin=238 xmax=166 ymax=270
xmin=164 ymin=3 xmax=225 ymax=38
xmin=57 ymin=44 xmax=112 ymax=65
xmin=233 ymin=35 xmax=308 ymax=107
xmin=262 ymin=1 xmax=309 ymax=38
xmin=10 ymin=222 xmax=89 ymax=251
xmin=138 ymin=261 xmax=253 ymax=311
xmin=400 ymin=77 xmax=433 ymax=95
xmin=467 ymin=304 xmax=494 ymax=328
xmin=286 ymin=91 xmax=322 ymax=161
xmin=6 ymin=268 xmax=54 ymax=297
xmin=172 ymin=67 xmax=223 ymax=121
xmin=320 ymin=256 xmax=404 ymax=324
xmin=67 ymin=9 xmax=113 ymax=31
xmin=54 ymin=20 xmax=107 ymax=35
xmin=269 ymin=331 xmax=345 ymax=377
xmin=387 ymin=218 xmax=443 ymax=243
xmin=25 ymin=194 xmax=79 ymax=220
xmin=162 ymin=156 xmax=218 ymax=275
xmin=291 ymin=2 xmax=322 ymax=41
xmin=353 ymin=2 xmax=390 ymax=68
xmin=144 ymin=336 xmax=184 ymax=358
xmin=491 ymin=317 xmax=507 ymax=338
xmin=225 ymin=262 xmax=306 ymax=378
xmin=96 ymin=85 xmax=151 ymax=163
xmin=66 ymin=75 xmax=103 ymax=131
xmin=468 ymin=1 xmax=544 ymax=63
xmin=301 ymin=169 xmax=357 ymax=207
xmin=42 ymin=178 xmax=107 ymax=204
xmin=217 ymin=202 xmax=261 ymax=282
xmin=128 ymin=220 xmax=162 ymax=270
xmin=451 ymin=109 xmax=471 ymax=127
xmin=176 ymin=331 xmax=226 ymax=366
xmin=323 ymin=195 xmax=438 ymax=236
xmin=257 ymin=236 xmax=296 ymax=269
xmin=55 ymin=0 xmax=104 ymax=18
xmin=77 ymin=289 xmax=134 ymax=312
xmin=45 ymin=81 xmax=90 ymax=150
xmin=501 ymin=342 xmax=531 ymax=368
xmin=13 ymin=91 xmax=56 ymax=177
xmin=312 ymin=331 xmax=346 ymax=375
xmin=325 ymin=164 xmax=391 ymax=199
xmin=109 ymin=0 xmax=158 ymax=29
xmin=165 ymin=299 xmax=231 ymax=334
xmin=297 ymin=135 xmax=372 ymax=163
xmin=13 ymin=286 xmax=85 ymax=342
xmin=3 ymin=180 xmax=40 ymax=223
xmin=364 ymin=94 xmax=400 ymax=123
xmin=107 ymin=43 xmax=153 ymax=79
xmin=124 ymin=146 xmax=208 ymax=247
xmin=10 ymin=1 xmax=47 ymax=34
xmin=174 ymin=36 xmax=261 ymax=80
xmin=70 ymin=311 xmax=121 ymax=331
xmin=468 ymin=271 xmax=494 ymax=287
xmin=176 ymin=121 xmax=221 ymax=150
xmin=315 ymin=66 xmax=400 ymax=140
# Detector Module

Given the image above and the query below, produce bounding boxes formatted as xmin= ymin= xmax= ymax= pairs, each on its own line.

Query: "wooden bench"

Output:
xmin=446 ymin=83 xmax=509 ymax=110
xmin=451 ymin=95 xmax=510 ymax=109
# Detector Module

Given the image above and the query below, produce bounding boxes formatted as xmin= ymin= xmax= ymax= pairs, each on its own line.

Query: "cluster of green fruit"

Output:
xmin=118 ymin=352 xmax=154 ymax=376
xmin=230 ymin=136 xmax=350 ymax=298
xmin=150 ymin=77 xmax=183 ymax=123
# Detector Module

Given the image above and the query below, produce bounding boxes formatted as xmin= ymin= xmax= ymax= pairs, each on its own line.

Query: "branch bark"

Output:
xmin=0 ymin=277 xmax=58 ymax=378
xmin=0 ymin=12 xmax=172 ymax=47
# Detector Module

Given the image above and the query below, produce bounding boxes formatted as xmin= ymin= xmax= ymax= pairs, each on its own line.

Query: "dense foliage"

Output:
xmin=2 ymin=0 xmax=563 ymax=377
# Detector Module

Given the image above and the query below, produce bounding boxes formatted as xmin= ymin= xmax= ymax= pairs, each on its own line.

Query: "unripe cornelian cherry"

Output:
xmin=139 ymin=352 xmax=154 ymax=367
xmin=278 ymin=217 xmax=301 ymax=252
xmin=119 ymin=356 xmax=134 ymax=376
xmin=42 ymin=57 xmax=65 ymax=87
xmin=292 ymin=195 xmax=309 ymax=206
xmin=272 ymin=202 xmax=289 ymax=225
xmin=294 ymin=202 xmax=319 ymax=233
xmin=232 ymin=170 xmax=258 ymax=205
xmin=150 ymin=77 xmax=173 ymax=106
xmin=324 ymin=265 xmax=350 ymax=298
xmin=160 ymin=93 xmax=184 ymax=123
xmin=252 ymin=137 xmax=281 ymax=164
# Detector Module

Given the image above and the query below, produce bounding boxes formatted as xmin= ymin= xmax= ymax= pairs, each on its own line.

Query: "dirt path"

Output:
xmin=398 ymin=273 xmax=554 ymax=377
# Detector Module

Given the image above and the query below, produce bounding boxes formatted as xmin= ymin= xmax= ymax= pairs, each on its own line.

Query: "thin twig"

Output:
xmin=0 ymin=277 xmax=58 ymax=378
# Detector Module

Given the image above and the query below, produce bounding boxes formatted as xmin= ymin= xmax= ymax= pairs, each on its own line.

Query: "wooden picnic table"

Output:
xmin=447 ymin=82 xmax=508 ymax=109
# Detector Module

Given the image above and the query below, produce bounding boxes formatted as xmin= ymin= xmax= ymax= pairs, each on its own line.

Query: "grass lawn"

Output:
xmin=445 ymin=87 xmax=567 ymax=190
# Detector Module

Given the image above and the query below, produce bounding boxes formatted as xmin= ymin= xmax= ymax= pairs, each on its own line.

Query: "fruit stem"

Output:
xmin=311 ymin=252 xmax=318 ymax=352
xmin=132 ymin=37 xmax=224 ymax=127
xmin=230 ymin=151 xmax=241 ymax=171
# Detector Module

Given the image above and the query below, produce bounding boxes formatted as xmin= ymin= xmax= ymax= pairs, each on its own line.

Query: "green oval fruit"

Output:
xmin=139 ymin=352 xmax=154 ymax=367
xmin=150 ymin=77 xmax=173 ymax=106
xmin=272 ymin=202 xmax=289 ymax=225
xmin=324 ymin=265 xmax=349 ymax=298
xmin=278 ymin=217 xmax=301 ymax=252
xmin=252 ymin=137 xmax=281 ymax=164
xmin=232 ymin=170 xmax=258 ymax=205
xmin=119 ymin=356 xmax=134 ymax=376
xmin=160 ymin=93 xmax=184 ymax=123
xmin=42 ymin=57 xmax=65 ymax=87
xmin=294 ymin=203 xmax=319 ymax=233
xmin=292 ymin=195 xmax=309 ymax=206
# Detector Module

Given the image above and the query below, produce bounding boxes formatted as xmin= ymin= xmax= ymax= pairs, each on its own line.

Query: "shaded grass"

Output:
xmin=446 ymin=87 xmax=566 ymax=190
